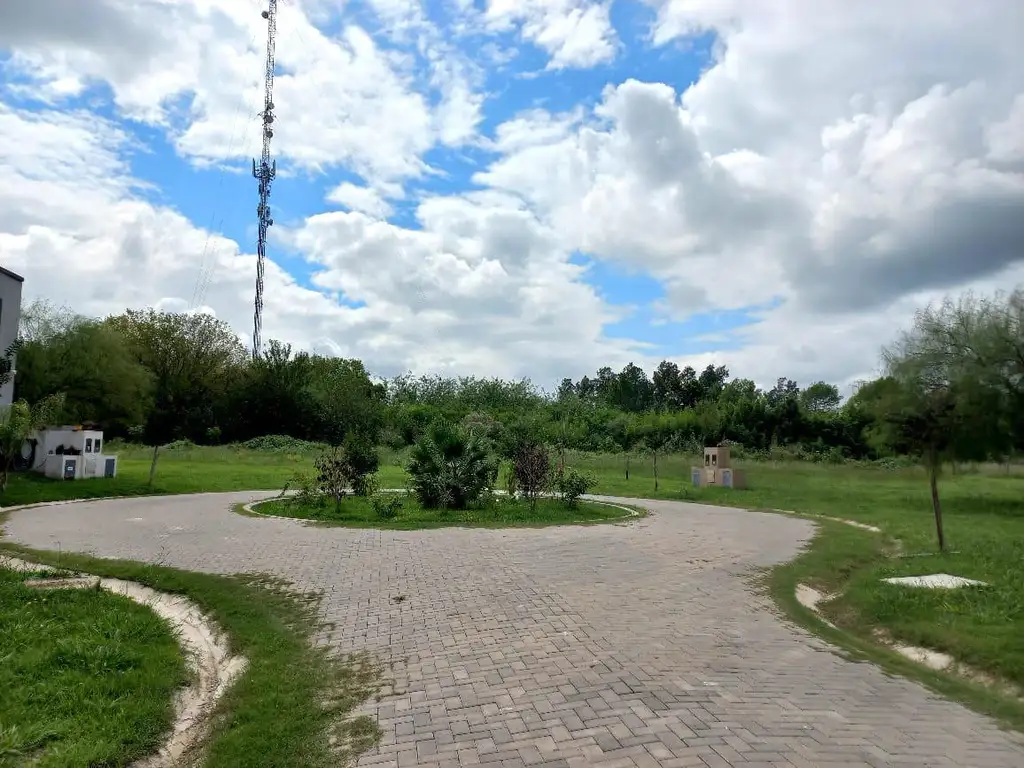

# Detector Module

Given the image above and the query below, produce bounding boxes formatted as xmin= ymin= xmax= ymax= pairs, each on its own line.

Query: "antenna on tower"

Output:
xmin=252 ymin=1 xmax=278 ymax=359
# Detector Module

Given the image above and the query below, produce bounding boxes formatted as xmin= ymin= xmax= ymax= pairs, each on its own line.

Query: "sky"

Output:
xmin=1 ymin=0 xmax=1022 ymax=394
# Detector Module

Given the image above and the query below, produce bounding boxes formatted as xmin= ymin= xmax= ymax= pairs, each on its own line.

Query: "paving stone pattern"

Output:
xmin=5 ymin=492 xmax=1024 ymax=767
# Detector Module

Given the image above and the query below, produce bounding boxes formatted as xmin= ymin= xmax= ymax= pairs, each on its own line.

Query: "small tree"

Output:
xmin=314 ymin=449 xmax=351 ymax=513
xmin=343 ymin=433 xmax=380 ymax=496
xmin=513 ymin=443 xmax=551 ymax=512
xmin=878 ymin=306 xmax=1006 ymax=551
xmin=552 ymin=467 xmax=596 ymax=509
xmin=0 ymin=393 xmax=66 ymax=490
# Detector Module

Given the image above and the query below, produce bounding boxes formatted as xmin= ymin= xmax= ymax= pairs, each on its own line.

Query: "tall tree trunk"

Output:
xmin=928 ymin=459 xmax=946 ymax=552
xmin=148 ymin=444 xmax=160 ymax=487
xmin=625 ymin=453 xmax=630 ymax=481
xmin=653 ymin=451 xmax=658 ymax=492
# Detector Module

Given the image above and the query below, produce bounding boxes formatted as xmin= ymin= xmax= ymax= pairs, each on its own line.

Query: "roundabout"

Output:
xmin=4 ymin=491 xmax=1024 ymax=767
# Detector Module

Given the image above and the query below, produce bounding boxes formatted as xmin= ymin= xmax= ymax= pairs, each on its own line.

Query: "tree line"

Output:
xmin=12 ymin=289 xmax=1023 ymax=477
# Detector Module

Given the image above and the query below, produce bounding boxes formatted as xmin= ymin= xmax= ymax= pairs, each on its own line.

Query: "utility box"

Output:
xmin=692 ymin=445 xmax=745 ymax=489
xmin=30 ymin=426 xmax=118 ymax=481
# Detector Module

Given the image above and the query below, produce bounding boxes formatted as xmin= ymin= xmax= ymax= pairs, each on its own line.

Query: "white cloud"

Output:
xmin=0 ymin=0 xmax=479 ymax=186
xmin=326 ymin=182 xmax=399 ymax=219
xmin=484 ymin=0 xmax=618 ymax=69
xmin=472 ymin=1 xmax=1024 ymax=384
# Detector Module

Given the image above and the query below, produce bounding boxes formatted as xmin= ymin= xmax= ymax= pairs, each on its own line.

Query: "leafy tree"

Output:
xmin=313 ymin=449 xmax=351 ymax=514
xmin=407 ymin=421 xmax=497 ymax=510
xmin=0 ymin=394 xmax=66 ymax=490
xmin=697 ymin=364 xmax=729 ymax=402
xmin=343 ymin=433 xmax=380 ymax=496
xmin=652 ymin=360 xmax=684 ymax=410
xmin=552 ymin=467 xmax=596 ymax=509
xmin=678 ymin=365 xmax=702 ymax=408
xmin=229 ymin=341 xmax=318 ymax=441
xmin=614 ymin=363 xmax=654 ymax=412
xmin=909 ymin=289 xmax=1024 ymax=453
xmin=15 ymin=319 xmax=153 ymax=432
xmin=0 ymin=339 xmax=21 ymax=394
xmin=877 ymin=314 xmax=1004 ymax=550
xmin=800 ymin=381 xmax=842 ymax=413
xmin=17 ymin=299 xmax=79 ymax=342
xmin=107 ymin=309 xmax=246 ymax=484
xmin=307 ymin=356 xmax=385 ymax=446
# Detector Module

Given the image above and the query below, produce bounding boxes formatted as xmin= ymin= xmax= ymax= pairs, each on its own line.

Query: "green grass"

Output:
xmin=0 ymin=565 xmax=185 ymax=767
xmin=0 ymin=546 xmax=383 ymax=768
xmin=1 ymin=442 xmax=408 ymax=507
xmin=251 ymin=493 xmax=635 ymax=529
xmin=766 ymin=521 xmax=1024 ymax=732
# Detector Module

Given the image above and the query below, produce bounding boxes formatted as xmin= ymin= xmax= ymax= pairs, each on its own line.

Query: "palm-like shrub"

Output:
xmin=407 ymin=420 xmax=497 ymax=509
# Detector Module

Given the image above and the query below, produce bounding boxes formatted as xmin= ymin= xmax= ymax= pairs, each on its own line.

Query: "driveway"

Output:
xmin=5 ymin=492 xmax=1023 ymax=767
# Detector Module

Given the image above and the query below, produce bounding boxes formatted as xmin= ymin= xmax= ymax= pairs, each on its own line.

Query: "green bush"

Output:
xmin=282 ymin=471 xmax=324 ymax=507
xmin=407 ymin=420 xmax=498 ymax=510
xmin=242 ymin=435 xmax=325 ymax=453
xmin=371 ymin=493 xmax=403 ymax=520
xmin=553 ymin=467 xmax=596 ymax=508
xmin=343 ymin=435 xmax=380 ymax=496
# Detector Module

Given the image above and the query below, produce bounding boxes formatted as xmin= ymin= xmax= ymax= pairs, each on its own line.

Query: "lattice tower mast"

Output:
xmin=252 ymin=0 xmax=278 ymax=359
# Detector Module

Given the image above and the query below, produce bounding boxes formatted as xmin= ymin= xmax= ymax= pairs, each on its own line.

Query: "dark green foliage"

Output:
xmin=343 ymin=434 xmax=380 ymax=496
xmin=553 ymin=467 xmax=596 ymax=508
xmin=244 ymin=435 xmax=327 ymax=453
xmin=407 ymin=421 xmax=498 ymax=510
xmin=307 ymin=438 xmax=379 ymax=510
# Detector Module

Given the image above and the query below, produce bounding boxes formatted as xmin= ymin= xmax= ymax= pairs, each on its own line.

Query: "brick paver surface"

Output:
xmin=5 ymin=492 xmax=1023 ymax=767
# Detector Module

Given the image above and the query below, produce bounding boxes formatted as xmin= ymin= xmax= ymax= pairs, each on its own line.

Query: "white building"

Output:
xmin=0 ymin=266 xmax=24 ymax=407
xmin=29 ymin=427 xmax=119 ymax=480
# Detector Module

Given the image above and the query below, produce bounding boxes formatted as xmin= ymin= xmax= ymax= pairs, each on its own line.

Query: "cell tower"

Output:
xmin=252 ymin=1 xmax=278 ymax=359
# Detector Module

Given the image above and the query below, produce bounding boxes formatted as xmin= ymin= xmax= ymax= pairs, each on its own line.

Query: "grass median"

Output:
xmin=248 ymin=493 xmax=636 ymax=529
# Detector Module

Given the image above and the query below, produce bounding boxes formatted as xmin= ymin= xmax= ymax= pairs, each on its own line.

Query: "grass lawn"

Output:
xmin=0 ymin=546 xmax=383 ymax=768
xmin=0 ymin=563 xmax=185 ymax=767
xmin=251 ymin=493 xmax=635 ymax=529
xmin=0 ymin=442 xmax=408 ymax=507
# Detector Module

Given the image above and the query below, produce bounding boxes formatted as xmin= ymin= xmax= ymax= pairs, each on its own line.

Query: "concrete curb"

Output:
xmin=771 ymin=508 xmax=881 ymax=533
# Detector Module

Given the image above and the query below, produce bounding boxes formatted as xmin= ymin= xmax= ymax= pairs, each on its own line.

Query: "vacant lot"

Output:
xmin=5 ymin=443 xmax=1023 ymax=710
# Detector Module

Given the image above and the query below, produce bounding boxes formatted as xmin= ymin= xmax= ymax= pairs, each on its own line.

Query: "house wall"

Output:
xmin=0 ymin=267 xmax=24 ymax=407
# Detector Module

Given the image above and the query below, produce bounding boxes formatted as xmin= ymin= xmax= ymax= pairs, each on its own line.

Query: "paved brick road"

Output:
xmin=5 ymin=493 xmax=1023 ymax=767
